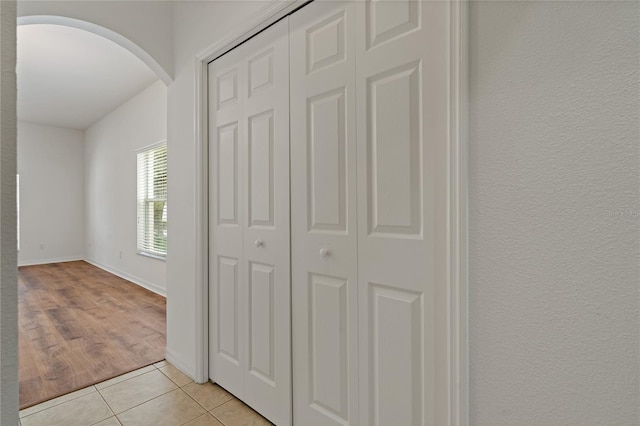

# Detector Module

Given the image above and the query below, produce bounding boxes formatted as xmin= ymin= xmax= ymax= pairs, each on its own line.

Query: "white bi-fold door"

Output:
xmin=355 ymin=1 xmax=448 ymax=424
xmin=290 ymin=2 xmax=359 ymax=425
xmin=208 ymin=18 xmax=291 ymax=426
xmin=290 ymin=1 xmax=449 ymax=425
xmin=211 ymin=1 xmax=452 ymax=425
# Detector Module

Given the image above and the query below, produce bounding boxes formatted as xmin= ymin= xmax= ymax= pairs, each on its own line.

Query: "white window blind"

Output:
xmin=137 ymin=143 xmax=167 ymax=258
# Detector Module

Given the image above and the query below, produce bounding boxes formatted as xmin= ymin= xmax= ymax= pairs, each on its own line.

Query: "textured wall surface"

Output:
xmin=0 ymin=0 xmax=18 ymax=424
xmin=469 ymin=1 xmax=639 ymax=424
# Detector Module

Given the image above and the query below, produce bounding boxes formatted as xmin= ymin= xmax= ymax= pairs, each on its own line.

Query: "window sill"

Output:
xmin=137 ymin=251 xmax=167 ymax=262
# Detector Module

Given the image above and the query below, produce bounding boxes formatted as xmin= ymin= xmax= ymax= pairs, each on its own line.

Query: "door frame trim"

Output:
xmin=194 ymin=1 xmax=469 ymax=423
xmin=447 ymin=1 xmax=469 ymax=424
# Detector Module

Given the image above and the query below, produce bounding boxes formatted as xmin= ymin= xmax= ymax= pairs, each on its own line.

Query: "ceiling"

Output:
xmin=17 ymin=24 xmax=159 ymax=130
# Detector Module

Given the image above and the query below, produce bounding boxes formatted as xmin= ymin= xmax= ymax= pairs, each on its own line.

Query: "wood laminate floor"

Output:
xmin=19 ymin=261 xmax=166 ymax=409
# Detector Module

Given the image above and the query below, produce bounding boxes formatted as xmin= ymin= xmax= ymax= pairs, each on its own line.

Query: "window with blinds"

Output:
xmin=137 ymin=142 xmax=167 ymax=258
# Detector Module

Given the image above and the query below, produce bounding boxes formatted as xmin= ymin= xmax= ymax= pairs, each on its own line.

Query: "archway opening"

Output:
xmin=17 ymin=17 xmax=170 ymax=410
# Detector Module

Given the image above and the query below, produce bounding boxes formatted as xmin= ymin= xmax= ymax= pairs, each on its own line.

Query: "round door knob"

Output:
xmin=319 ymin=248 xmax=330 ymax=258
xmin=255 ymin=240 xmax=264 ymax=248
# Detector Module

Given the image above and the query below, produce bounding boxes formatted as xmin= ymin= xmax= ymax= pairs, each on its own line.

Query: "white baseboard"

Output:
xmin=83 ymin=258 xmax=166 ymax=297
xmin=165 ymin=347 xmax=198 ymax=382
xmin=18 ymin=256 xmax=83 ymax=267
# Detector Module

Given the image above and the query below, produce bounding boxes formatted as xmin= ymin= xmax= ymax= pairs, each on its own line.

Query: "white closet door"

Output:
xmin=355 ymin=1 xmax=448 ymax=425
xmin=242 ymin=18 xmax=291 ymax=426
xmin=209 ymin=42 xmax=247 ymax=399
xmin=209 ymin=18 xmax=291 ymax=426
xmin=291 ymin=1 xmax=358 ymax=425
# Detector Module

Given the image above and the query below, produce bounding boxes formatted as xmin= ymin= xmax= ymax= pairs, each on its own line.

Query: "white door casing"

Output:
xmin=290 ymin=2 xmax=359 ymax=425
xmin=209 ymin=18 xmax=291 ymax=426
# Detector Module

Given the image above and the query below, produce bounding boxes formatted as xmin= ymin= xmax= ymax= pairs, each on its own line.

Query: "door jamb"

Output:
xmin=448 ymin=1 xmax=469 ymax=424
xmin=194 ymin=1 xmax=469 ymax=424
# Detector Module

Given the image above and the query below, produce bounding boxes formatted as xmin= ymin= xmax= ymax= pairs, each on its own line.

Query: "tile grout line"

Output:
xmin=22 ymin=371 xmax=251 ymax=426
xmin=20 ymin=387 xmax=115 ymax=426
xmin=114 ymin=385 xmax=206 ymax=426
xmin=95 ymin=363 xmax=178 ymax=419
xmin=209 ymin=398 xmax=240 ymax=426
xmin=21 ymin=361 xmax=174 ymax=425
xmin=156 ymin=370 xmax=212 ymax=426
xmin=175 ymin=378 xmax=220 ymax=425
xmin=19 ymin=385 xmax=99 ymax=419
xmin=97 ymin=385 xmax=179 ymax=418
xmin=158 ymin=371 xmax=195 ymax=389
xmin=91 ymin=390 xmax=117 ymax=426
xmin=177 ymin=380 xmax=236 ymax=426
xmin=108 ymin=370 xmax=205 ymax=426
xmin=94 ymin=366 xmax=157 ymax=392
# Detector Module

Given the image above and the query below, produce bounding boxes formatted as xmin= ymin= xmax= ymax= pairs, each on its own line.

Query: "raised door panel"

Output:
xmin=308 ymin=274 xmax=349 ymax=422
xmin=248 ymin=111 xmax=275 ymax=228
xmin=306 ymin=11 xmax=346 ymax=74
xmin=248 ymin=49 xmax=274 ymax=97
xmin=367 ymin=61 xmax=421 ymax=236
xmin=307 ymin=88 xmax=347 ymax=233
xmin=216 ymin=256 xmax=240 ymax=364
xmin=368 ymin=284 xmax=423 ymax=426
xmin=248 ymin=262 xmax=275 ymax=385
xmin=217 ymin=68 xmax=238 ymax=109
xmin=366 ymin=0 xmax=420 ymax=50
xmin=241 ymin=18 xmax=291 ymax=426
xmin=217 ymin=123 xmax=239 ymax=226
xmin=291 ymin=2 xmax=359 ymax=426
xmin=356 ymin=1 xmax=449 ymax=425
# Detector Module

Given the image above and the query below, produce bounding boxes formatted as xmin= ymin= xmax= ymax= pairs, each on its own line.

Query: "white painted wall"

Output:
xmin=469 ymin=1 xmax=639 ymax=424
xmin=171 ymin=4 xmax=639 ymax=420
xmin=0 ymin=1 xmax=18 ymax=423
xmin=17 ymin=0 xmax=173 ymax=82
xmin=6 ymin=1 xmax=638 ymax=422
xmin=85 ymin=80 xmax=167 ymax=296
xmin=167 ymin=0 xmax=265 ymax=375
xmin=17 ymin=121 xmax=85 ymax=266
xmin=169 ymin=1 xmax=639 ymax=421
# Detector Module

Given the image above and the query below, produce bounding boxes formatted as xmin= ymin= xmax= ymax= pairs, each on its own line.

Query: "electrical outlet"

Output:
xmin=39 ymin=243 xmax=44 ymax=250
xmin=119 ymin=250 xmax=122 ymax=259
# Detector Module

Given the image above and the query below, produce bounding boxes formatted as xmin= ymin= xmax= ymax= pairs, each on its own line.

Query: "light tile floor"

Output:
xmin=19 ymin=361 xmax=272 ymax=426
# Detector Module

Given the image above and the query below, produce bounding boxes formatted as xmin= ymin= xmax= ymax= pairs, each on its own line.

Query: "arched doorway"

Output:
xmin=17 ymin=16 xmax=171 ymax=411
